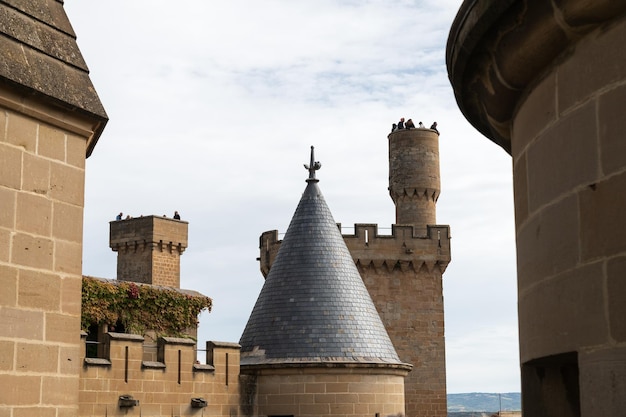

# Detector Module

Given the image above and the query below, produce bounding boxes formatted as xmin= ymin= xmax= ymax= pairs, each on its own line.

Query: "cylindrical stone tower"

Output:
xmin=388 ymin=128 xmax=441 ymax=232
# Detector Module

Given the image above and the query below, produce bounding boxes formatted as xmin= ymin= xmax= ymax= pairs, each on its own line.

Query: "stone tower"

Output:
xmin=109 ymin=215 xmax=188 ymax=288
xmin=388 ymin=127 xmax=440 ymax=232
xmin=259 ymin=133 xmax=450 ymax=417
xmin=244 ymin=149 xmax=410 ymax=417
xmin=344 ymin=127 xmax=450 ymax=417
xmin=447 ymin=2 xmax=626 ymax=415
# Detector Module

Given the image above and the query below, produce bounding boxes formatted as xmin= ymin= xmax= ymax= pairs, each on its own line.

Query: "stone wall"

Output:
xmin=0 ymin=2 xmax=107 ymax=414
xmin=513 ymin=17 xmax=626 ymax=416
xmin=245 ymin=367 xmax=406 ymax=417
xmin=0 ymin=95 xmax=98 ymax=416
xmin=447 ymin=2 xmax=626 ymax=415
xmin=79 ymin=334 xmax=241 ymax=416
xmin=345 ymin=224 xmax=450 ymax=417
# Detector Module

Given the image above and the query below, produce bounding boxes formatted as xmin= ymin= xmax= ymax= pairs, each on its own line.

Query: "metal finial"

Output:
xmin=303 ymin=145 xmax=322 ymax=182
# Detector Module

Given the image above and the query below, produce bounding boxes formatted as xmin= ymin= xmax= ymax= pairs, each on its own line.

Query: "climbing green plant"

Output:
xmin=81 ymin=277 xmax=212 ymax=337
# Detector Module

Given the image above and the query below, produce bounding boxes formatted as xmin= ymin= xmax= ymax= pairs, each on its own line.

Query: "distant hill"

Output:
xmin=448 ymin=392 xmax=521 ymax=412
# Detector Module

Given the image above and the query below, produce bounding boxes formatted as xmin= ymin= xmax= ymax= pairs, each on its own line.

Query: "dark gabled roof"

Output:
xmin=239 ymin=162 xmax=404 ymax=367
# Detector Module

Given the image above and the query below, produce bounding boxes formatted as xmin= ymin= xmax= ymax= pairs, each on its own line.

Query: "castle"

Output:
xmin=0 ymin=2 xmax=449 ymax=416
xmin=7 ymin=1 xmax=626 ymax=416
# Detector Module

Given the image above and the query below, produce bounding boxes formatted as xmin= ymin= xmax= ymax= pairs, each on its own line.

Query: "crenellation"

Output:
xmin=344 ymin=223 xmax=450 ymax=267
xmin=79 ymin=333 xmax=238 ymax=416
xmin=260 ymin=223 xmax=450 ymax=279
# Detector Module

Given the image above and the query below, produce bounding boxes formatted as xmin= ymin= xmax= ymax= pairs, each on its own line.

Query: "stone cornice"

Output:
xmin=446 ymin=0 xmax=626 ymax=154
xmin=239 ymin=359 xmax=413 ymax=374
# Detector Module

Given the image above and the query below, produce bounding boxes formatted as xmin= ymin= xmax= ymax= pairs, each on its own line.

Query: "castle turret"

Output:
xmin=109 ymin=215 xmax=188 ymax=288
xmin=244 ymin=147 xmax=410 ymax=417
xmin=389 ymin=127 xmax=441 ymax=232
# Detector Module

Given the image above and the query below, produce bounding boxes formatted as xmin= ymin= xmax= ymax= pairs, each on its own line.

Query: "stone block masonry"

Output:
xmin=247 ymin=368 xmax=407 ymax=417
xmin=79 ymin=333 xmax=241 ymax=416
xmin=0 ymin=89 xmax=105 ymax=416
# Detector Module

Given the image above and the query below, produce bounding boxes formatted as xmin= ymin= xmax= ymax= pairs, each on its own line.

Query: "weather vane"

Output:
xmin=304 ymin=145 xmax=322 ymax=181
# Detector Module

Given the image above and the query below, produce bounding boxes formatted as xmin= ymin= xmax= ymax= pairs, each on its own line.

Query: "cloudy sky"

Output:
xmin=65 ymin=0 xmax=519 ymax=394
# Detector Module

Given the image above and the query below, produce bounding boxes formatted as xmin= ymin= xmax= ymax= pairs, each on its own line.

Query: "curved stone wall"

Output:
xmin=250 ymin=367 xmax=406 ymax=417
xmin=512 ymin=17 xmax=626 ymax=416
xmin=388 ymin=128 xmax=440 ymax=232
xmin=447 ymin=1 xmax=626 ymax=415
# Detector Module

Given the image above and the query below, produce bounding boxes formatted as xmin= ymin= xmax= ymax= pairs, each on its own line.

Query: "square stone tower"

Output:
xmin=109 ymin=216 xmax=188 ymax=288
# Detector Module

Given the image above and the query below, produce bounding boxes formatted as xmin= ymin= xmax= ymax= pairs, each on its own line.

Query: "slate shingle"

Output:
xmin=239 ymin=174 xmax=403 ymax=366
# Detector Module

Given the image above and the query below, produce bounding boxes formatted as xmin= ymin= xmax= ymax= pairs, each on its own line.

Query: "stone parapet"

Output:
xmin=110 ymin=216 xmax=188 ymax=251
xmin=239 ymin=367 xmax=407 ymax=417
xmin=259 ymin=224 xmax=450 ymax=278
xmin=79 ymin=333 xmax=241 ymax=417
xmin=344 ymin=223 xmax=450 ymax=273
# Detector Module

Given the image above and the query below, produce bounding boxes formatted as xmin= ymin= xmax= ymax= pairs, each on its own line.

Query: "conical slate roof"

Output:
xmin=239 ymin=148 xmax=403 ymax=366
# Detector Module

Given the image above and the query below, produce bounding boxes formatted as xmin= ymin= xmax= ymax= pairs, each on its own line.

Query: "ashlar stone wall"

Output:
xmin=79 ymin=334 xmax=241 ymax=417
xmin=512 ymin=16 xmax=626 ymax=416
xmin=0 ymin=90 xmax=99 ymax=416
xmin=247 ymin=367 xmax=406 ymax=417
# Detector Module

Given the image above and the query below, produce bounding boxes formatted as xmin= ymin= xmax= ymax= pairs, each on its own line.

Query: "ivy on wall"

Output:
xmin=81 ymin=277 xmax=212 ymax=337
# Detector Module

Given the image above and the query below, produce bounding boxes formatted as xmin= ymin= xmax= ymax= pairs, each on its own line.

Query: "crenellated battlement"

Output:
xmin=343 ymin=223 xmax=451 ymax=273
xmin=259 ymin=223 xmax=450 ymax=277
xmin=80 ymin=332 xmax=241 ymax=416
